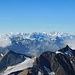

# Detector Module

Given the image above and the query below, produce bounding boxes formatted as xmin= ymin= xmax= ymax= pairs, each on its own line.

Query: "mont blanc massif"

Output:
xmin=0 ymin=32 xmax=75 ymax=75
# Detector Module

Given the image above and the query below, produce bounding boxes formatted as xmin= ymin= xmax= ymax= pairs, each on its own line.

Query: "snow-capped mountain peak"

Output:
xmin=56 ymin=45 xmax=73 ymax=57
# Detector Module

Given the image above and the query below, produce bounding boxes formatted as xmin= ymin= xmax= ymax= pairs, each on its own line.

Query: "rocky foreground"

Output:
xmin=0 ymin=45 xmax=75 ymax=75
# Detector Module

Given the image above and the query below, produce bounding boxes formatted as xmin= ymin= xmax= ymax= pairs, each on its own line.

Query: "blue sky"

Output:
xmin=0 ymin=0 xmax=75 ymax=34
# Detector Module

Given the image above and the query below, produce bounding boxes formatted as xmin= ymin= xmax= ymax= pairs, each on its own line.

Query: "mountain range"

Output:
xmin=0 ymin=45 xmax=75 ymax=75
xmin=0 ymin=32 xmax=75 ymax=56
xmin=0 ymin=32 xmax=75 ymax=75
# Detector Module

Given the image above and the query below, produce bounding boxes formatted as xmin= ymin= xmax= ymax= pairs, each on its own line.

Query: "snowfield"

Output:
xmin=0 ymin=58 xmax=34 ymax=75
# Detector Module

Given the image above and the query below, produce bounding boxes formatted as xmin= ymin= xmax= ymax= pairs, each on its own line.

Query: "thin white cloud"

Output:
xmin=0 ymin=35 xmax=11 ymax=48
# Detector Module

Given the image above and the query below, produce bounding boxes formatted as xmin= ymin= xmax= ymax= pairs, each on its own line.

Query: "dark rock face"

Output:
xmin=25 ymin=46 xmax=75 ymax=75
xmin=55 ymin=54 xmax=74 ymax=75
xmin=35 ymin=51 xmax=67 ymax=75
xmin=0 ymin=51 xmax=26 ymax=72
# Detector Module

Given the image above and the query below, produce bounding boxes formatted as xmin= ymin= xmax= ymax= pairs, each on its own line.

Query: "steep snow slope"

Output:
xmin=1 ymin=58 xmax=34 ymax=75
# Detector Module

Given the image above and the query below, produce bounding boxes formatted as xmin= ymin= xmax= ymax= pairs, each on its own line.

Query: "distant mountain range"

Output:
xmin=0 ymin=45 xmax=75 ymax=75
xmin=0 ymin=32 xmax=75 ymax=56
